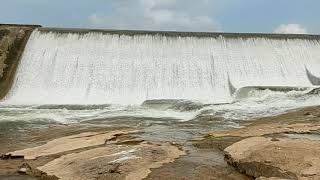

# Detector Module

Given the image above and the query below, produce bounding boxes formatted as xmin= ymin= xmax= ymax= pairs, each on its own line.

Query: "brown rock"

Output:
xmin=36 ymin=143 xmax=185 ymax=180
xmin=6 ymin=130 xmax=139 ymax=160
xmin=18 ymin=167 xmax=27 ymax=174
xmin=225 ymin=137 xmax=320 ymax=180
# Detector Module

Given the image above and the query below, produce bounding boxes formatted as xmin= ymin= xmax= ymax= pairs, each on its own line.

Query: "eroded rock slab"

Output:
xmin=6 ymin=130 xmax=139 ymax=160
xmin=225 ymin=137 xmax=320 ymax=180
xmin=36 ymin=143 xmax=185 ymax=180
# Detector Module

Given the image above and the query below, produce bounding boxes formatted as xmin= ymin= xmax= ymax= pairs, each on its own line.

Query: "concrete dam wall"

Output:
xmin=1 ymin=25 xmax=320 ymax=104
xmin=0 ymin=24 xmax=40 ymax=100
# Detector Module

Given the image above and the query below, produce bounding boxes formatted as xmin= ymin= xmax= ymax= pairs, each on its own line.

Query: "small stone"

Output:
xmin=264 ymin=160 xmax=272 ymax=164
xmin=304 ymin=112 xmax=312 ymax=116
xmin=301 ymin=167 xmax=317 ymax=177
xmin=18 ymin=167 xmax=27 ymax=174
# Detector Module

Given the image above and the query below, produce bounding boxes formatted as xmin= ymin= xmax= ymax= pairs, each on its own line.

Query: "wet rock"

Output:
xmin=193 ymin=109 xmax=225 ymax=122
xmin=145 ymin=145 xmax=251 ymax=180
xmin=224 ymin=137 xmax=320 ymax=179
xmin=304 ymin=112 xmax=312 ymax=116
xmin=17 ymin=167 xmax=27 ymax=174
xmin=6 ymin=130 xmax=140 ymax=160
xmin=307 ymin=88 xmax=320 ymax=95
xmin=141 ymin=99 xmax=209 ymax=112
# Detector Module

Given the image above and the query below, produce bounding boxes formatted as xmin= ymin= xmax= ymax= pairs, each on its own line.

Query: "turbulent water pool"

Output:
xmin=1 ymin=88 xmax=320 ymax=144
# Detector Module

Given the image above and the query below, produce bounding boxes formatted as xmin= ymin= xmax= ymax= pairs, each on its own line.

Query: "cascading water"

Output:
xmin=2 ymin=29 xmax=320 ymax=105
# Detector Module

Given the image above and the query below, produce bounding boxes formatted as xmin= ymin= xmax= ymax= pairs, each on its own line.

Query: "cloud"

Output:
xmin=140 ymin=0 xmax=215 ymax=31
xmin=87 ymin=0 xmax=218 ymax=32
xmin=274 ymin=24 xmax=307 ymax=34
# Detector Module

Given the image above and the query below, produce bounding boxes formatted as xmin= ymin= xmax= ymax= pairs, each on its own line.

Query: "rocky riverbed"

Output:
xmin=1 ymin=106 xmax=320 ymax=180
xmin=197 ymin=106 xmax=320 ymax=180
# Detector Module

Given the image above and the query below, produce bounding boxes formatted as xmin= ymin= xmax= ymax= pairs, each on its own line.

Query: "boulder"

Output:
xmin=225 ymin=137 xmax=320 ymax=180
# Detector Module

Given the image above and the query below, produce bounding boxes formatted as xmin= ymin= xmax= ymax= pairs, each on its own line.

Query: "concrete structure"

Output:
xmin=0 ymin=24 xmax=40 ymax=99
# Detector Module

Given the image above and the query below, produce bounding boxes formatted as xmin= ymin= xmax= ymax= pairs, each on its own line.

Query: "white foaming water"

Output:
xmin=203 ymin=89 xmax=320 ymax=121
xmin=0 ymin=104 xmax=197 ymax=124
xmin=2 ymin=30 xmax=320 ymax=105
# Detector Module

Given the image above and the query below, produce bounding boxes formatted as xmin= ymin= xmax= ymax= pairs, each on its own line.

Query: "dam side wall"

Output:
xmin=0 ymin=24 xmax=40 ymax=99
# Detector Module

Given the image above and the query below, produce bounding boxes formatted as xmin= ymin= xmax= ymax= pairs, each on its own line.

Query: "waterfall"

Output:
xmin=3 ymin=29 xmax=320 ymax=105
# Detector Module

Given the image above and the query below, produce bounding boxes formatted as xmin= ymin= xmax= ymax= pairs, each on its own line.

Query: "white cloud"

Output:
xmin=274 ymin=24 xmax=307 ymax=34
xmin=87 ymin=0 xmax=218 ymax=32
xmin=140 ymin=0 xmax=215 ymax=31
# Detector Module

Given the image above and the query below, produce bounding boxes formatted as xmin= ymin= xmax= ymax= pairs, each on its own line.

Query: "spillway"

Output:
xmin=2 ymin=29 xmax=320 ymax=105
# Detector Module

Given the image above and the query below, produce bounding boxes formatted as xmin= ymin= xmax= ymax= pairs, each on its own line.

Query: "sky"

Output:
xmin=0 ymin=0 xmax=319 ymax=34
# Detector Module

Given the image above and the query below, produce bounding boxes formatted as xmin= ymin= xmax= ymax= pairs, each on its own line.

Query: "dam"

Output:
xmin=1 ymin=24 xmax=320 ymax=180
xmin=0 ymin=24 xmax=320 ymax=122
xmin=1 ymin=26 xmax=320 ymax=106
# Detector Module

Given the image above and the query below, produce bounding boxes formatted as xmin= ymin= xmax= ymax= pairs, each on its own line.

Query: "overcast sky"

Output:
xmin=1 ymin=0 xmax=319 ymax=34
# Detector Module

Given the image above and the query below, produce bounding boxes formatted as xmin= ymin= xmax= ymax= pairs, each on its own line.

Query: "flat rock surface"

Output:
xmin=37 ymin=143 xmax=185 ymax=180
xmin=225 ymin=136 xmax=320 ymax=180
xmin=209 ymin=123 xmax=320 ymax=138
xmin=7 ymin=130 xmax=139 ymax=160
xmin=2 ymin=106 xmax=320 ymax=180
xmin=145 ymin=147 xmax=251 ymax=180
